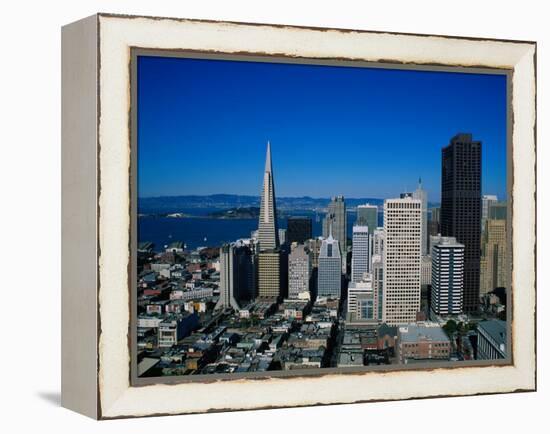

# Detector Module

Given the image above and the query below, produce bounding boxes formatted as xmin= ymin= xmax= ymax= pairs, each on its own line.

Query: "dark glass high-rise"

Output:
xmin=440 ymin=133 xmax=482 ymax=313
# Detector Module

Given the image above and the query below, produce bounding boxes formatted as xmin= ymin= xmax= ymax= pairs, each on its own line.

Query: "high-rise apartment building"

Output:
xmin=351 ymin=225 xmax=370 ymax=283
xmin=288 ymin=244 xmax=311 ymax=299
xmin=431 ymin=237 xmax=464 ymax=316
xmin=258 ymin=141 xmax=279 ymax=252
xmin=441 ymin=133 xmax=482 ymax=312
xmin=383 ymin=197 xmax=422 ymax=325
xmin=317 ymin=231 xmax=342 ymax=298
xmin=287 ymin=216 xmax=312 ymax=244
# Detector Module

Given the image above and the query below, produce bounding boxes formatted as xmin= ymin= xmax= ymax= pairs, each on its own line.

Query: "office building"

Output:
xmin=216 ymin=244 xmax=240 ymax=310
xmin=351 ymin=225 xmax=370 ymax=282
xmin=382 ymin=197 xmax=422 ymax=325
xmin=278 ymin=228 xmax=287 ymax=246
xmin=372 ymin=254 xmax=384 ymax=321
xmin=480 ymin=202 xmax=509 ymax=294
xmin=482 ymin=194 xmax=498 ymax=232
xmin=288 ymin=244 xmax=311 ymax=299
xmin=347 ymin=275 xmax=378 ymax=323
xmin=421 ymin=255 xmax=432 ymax=287
xmin=356 ymin=204 xmax=378 ymax=233
xmin=413 ymin=178 xmax=429 ymax=256
xmin=257 ymin=141 xmax=279 ymax=251
xmin=323 ymin=196 xmax=347 ymax=270
xmin=431 ymin=237 xmax=464 ymax=316
xmin=257 ymin=250 xmax=287 ymax=299
xmin=287 ymin=216 xmax=312 ymax=244
xmin=372 ymin=227 xmax=385 ymax=258
xmin=256 ymin=141 xmax=286 ymax=299
xmin=215 ymin=242 xmax=256 ymax=310
xmin=441 ymin=133 xmax=482 ymax=312
xmin=306 ymin=237 xmax=322 ymax=269
xmin=317 ymin=230 xmax=342 ymax=298
xmin=428 ymin=207 xmax=440 ymax=240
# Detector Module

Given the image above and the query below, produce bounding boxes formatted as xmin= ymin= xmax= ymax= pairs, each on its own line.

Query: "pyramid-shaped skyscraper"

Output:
xmin=257 ymin=141 xmax=279 ymax=251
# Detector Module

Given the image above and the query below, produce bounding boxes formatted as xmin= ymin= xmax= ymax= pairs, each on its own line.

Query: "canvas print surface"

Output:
xmin=134 ymin=54 xmax=509 ymax=379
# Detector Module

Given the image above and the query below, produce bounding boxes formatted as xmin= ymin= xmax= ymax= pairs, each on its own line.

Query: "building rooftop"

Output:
xmin=378 ymin=324 xmax=397 ymax=338
xmin=398 ymin=323 xmax=449 ymax=343
xmin=478 ymin=319 xmax=507 ymax=346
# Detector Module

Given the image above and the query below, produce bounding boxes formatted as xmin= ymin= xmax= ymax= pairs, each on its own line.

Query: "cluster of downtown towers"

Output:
xmin=217 ymin=133 xmax=498 ymax=326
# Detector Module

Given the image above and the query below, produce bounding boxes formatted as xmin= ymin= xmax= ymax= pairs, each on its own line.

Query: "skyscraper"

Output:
xmin=258 ymin=141 xmax=279 ymax=252
xmin=372 ymin=227 xmax=385 ymax=257
xmin=256 ymin=141 xmax=285 ymax=299
xmin=428 ymin=207 xmax=440 ymax=245
xmin=216 ymin=242 xmax=255 ymax=310
xmin=372 ymin=254 xmax=384 ymax=321
xmin=287 ymin=216 xmax=312 ymax=244
xmin=288 ymin=244 xmax=311 ymax=299
xmin=356 ymin=204 xmax=377 ymax=233
xmin=481 ymin=194 xmax=498 ymax=232
xmin=257 ymin=251 xmax=287 ymax=299
xmin=383 ymin=197 xmax=422 ymax=325
xmin=216 ymin=244 xmax=240 ymax=310
xmin=278 ymin=228 xmax=287 ymax=246
xmin=441 ymin=133 xmax=482 ymax=313
xmin=413 ymin=178 xmax=429 ymax=256
xmin=431 ymin=237 xmax=464 ymax=316
xmin=356 ymin=204 xmax=377 ymax=272
xmin=351 ymin=225 xmax=370 ymax=283
xmin=317 ymin=228 xmax=342 ymax=299
xmin=323 ymin=196 xmax=347 ymax=271
xmin=306 ymin=237 xmax=322 ymax=269
xmin=480 ymin=202 xmax=508 ymax=295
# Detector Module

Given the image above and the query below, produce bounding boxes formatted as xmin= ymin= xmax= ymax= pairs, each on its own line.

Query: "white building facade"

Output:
xmin=351 ymin=225 xmax=370 ymax=283
xmin=431 ymin=236 xmax=464 ymax=316
xmin=382 ymin=197 xmax=422 ymax=325
xmin=347 ymin=274 xmax=378 ymax=322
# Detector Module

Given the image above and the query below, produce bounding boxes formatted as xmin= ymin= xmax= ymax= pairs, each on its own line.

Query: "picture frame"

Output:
xmin=61 ymin=13 xmax=536 ymax=419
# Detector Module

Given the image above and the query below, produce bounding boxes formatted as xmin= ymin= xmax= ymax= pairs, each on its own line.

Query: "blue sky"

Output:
xmin=137 ymin=55 xmax=507 ymax=201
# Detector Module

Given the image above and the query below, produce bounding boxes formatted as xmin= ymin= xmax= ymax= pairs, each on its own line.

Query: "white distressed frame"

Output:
xmin=65 ymin=13 xmax=537 ymax=419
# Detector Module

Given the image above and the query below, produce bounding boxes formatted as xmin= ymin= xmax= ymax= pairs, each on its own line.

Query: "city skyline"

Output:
xmin=135 ymin=56 xmax=510 ymax=378
xmin=137 ymin=55 xmax=507 ymax=200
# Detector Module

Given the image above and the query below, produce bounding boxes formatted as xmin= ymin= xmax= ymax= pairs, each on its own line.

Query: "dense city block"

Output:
xmin=137 ymin=136 xmax=509 ymax=377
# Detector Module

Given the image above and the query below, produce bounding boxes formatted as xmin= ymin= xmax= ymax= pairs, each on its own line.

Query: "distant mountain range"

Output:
xmin=138 ymin=194 xmax=439 ymax=214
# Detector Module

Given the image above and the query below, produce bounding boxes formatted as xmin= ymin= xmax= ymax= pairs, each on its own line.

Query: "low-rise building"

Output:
xmin=397 ymin=322 xmax=451 ymax=364
xmin=477 ymin=319 xmax=507 ymax=360
xmin=157 ymin=313 xmax=199 ymax=348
